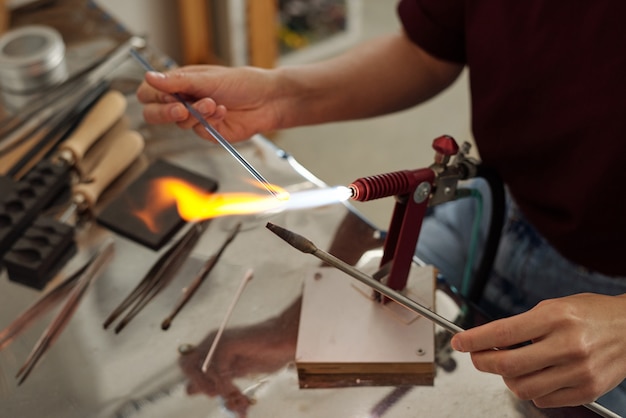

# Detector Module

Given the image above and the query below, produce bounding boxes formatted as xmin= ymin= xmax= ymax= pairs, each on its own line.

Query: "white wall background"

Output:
xmin=94 ymin=0 xmax=182 ymax=63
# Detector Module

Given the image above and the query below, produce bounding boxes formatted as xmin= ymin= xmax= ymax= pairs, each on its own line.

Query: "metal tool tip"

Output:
xmin=114 ymin=322 xmax=125 ymax=334
xmin=266 ymin=222 xmax=317 ymax=254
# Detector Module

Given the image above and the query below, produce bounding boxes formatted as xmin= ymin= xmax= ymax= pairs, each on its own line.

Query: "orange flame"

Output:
xmin=132 ymin=176 xmax=352 ymax=231
xmin=132 ymin=180 xmax=180 ymax=233
xmin=134 ymin=208 xmax=161 ymax=234
xmin=146 ymin=177 xmax=289 ymax=222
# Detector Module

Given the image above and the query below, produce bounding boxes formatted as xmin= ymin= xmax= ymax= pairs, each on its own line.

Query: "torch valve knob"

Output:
xmin=432 ymin=135 xmax=459 ymax=165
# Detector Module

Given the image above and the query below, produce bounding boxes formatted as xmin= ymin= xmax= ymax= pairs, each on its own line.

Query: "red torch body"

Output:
xmin=346 ymin=135 xmax=470 ymax=296
xmin=349 ymin=168 xmax=435 ymax=293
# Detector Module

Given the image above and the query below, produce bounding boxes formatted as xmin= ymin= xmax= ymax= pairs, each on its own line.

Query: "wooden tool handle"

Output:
xmin=73 ymin=130 xmax=144 ymax=209
xmin=78 ymin=116 xmax=130 ymax=176
xmin=58 ymin=90 xmax=127 ymax=165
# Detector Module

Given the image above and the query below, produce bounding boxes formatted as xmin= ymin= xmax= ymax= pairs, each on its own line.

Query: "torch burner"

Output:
xmin=349 ymin=169 xmax=425 ymax=202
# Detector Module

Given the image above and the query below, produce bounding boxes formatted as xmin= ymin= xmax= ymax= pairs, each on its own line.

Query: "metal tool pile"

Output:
xmin=3 ymin=90 xmax=141 ymax=287
xmin=0 ymin=84 xmax=145 ymax=380
xmin=0 ymin=37 xmax=145 ymax=279
xmin=0 ymin=39 xmax=148 ymax=384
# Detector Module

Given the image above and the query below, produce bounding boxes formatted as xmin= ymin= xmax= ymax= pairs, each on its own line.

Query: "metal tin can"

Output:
xmin=0 ymin=25 xmax=67 ymax=94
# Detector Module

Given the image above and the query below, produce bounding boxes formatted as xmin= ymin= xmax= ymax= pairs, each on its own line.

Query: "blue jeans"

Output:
xmin=415 ymin=179 xmax=626 ymax=414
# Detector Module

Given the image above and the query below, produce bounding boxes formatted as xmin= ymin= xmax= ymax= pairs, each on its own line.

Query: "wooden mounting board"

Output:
xmin=296 ymin=264 xmax=436 ymax=388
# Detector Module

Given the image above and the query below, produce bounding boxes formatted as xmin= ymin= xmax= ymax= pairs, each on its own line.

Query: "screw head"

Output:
xmin=413 ymin=182 xmax=431 ymax=203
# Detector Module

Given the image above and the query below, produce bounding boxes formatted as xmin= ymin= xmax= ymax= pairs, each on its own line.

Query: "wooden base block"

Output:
xmin=296 ymin=265 xmax=436 ymax=389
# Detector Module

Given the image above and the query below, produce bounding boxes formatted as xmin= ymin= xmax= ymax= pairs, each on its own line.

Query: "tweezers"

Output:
xmin=103 ymin=221 xmax=209 ymax=333
xmin=161 ymin=221 xmax=242 ymax=330
xmin=0 ymin=238 xmax=114 ymax=384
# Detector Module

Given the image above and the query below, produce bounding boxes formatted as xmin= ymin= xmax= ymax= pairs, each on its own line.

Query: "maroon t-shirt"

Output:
xmin=398 ymin=0 xmax=626 ymax=276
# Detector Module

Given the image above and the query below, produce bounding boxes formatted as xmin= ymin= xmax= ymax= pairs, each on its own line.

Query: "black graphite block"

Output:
xmin=0 ymin=175 xmax=15 ymax=195
xmin=0 ymin=160 xmax=70 ymax=258
xmin=96 ymin=159 xmax=218 ymax=250
xmin=4 ymin=216 xmax=76 ymax=290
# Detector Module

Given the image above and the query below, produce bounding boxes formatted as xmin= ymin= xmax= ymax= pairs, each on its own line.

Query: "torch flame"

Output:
xmin=135 ymin=176 xmax=353 ymax=225
xmin=154 ymin=177 xmax=289 ymax=221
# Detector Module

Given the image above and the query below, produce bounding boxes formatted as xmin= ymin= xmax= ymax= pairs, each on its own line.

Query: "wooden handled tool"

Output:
xmin=0 ymin=89 xmax=127 ymax=259
xmin=55 ymin=128 xmax=145 ymax=225
xmin=77 ymin=116 xmax=129 ymax=173
xmin=72 ymin=130 xmax=144 ymax=211
xmin=4 ymin=128 xmax=144 ymax=289
xmin=56 ymin=89 xmax=127 ymax=167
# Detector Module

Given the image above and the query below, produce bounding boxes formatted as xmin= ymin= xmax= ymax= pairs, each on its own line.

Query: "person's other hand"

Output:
xmin=136 ymin=65 xmax=284 ymax=142
xmin=450 ymin=293 xmax=626 ymax=408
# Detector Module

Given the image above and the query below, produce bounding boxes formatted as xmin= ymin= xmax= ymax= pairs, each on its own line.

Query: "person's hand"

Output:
xmin=450 ymin=293 xmax=626 ymax=408
xmin=136 ymin=65 xmax=285 ymax=142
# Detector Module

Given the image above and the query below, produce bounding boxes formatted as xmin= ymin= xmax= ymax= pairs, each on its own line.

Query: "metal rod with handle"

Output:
xmin=128 ymin=48 xmax=279 ymax=198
